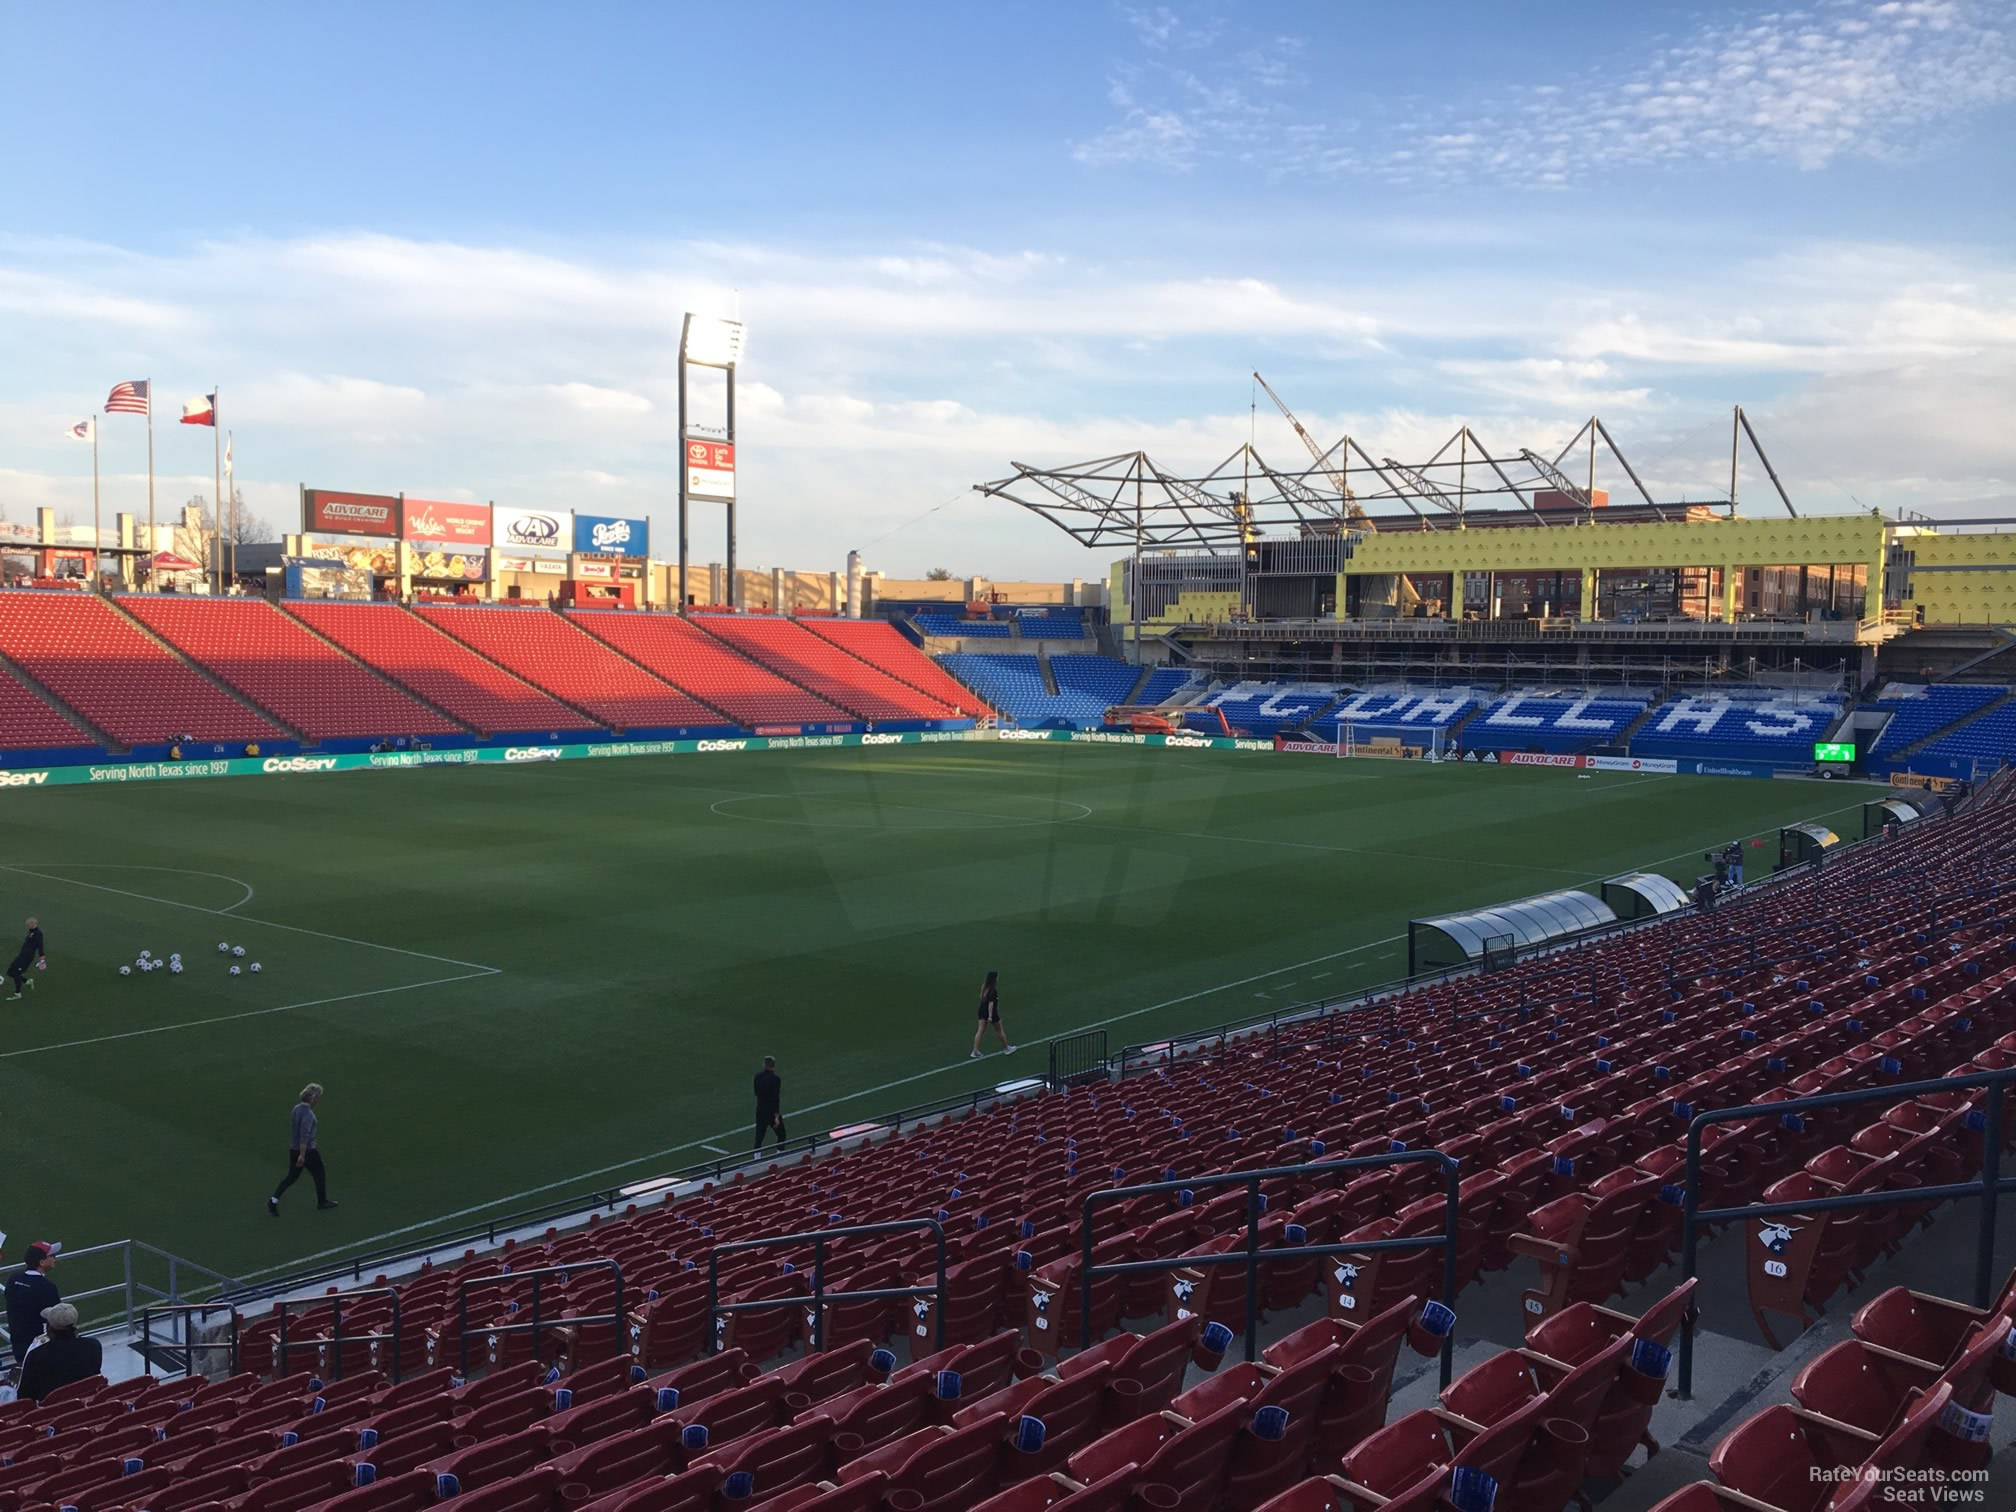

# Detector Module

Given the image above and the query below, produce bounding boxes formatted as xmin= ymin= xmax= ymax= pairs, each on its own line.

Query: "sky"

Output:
xmin=1 ymin=0 xmax=2012 ymax=578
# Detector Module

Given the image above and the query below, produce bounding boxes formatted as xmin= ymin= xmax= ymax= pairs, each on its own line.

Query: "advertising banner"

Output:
xmin=409 ymin=546 xmax=489 ymax=582
xmin=1501 ymin=752 xmax=1584 ymax=768
xmin=1276 ymin=739 xmax=1340 ymax=756
xmin=1584 ymin=755 xmax=1678 ymax=774
xmin=496 ymin=507 xmax=569 ymax=554
xmin=572 ymin=560 xmax=615 ymax=580
xmin=574 ymin=513 xmax=649 ymax=557
xmin=304 ymin=490 xmax=400 ymax=538
xmin=685 ymin=440 xmax=736 ymax=501
xmin=495 ymin=553 xmax=555 ymax=575
xmin=302 ymin=535 xmax=398 ymax=575
xmin=402 ymin=499 xmax=492 ymax=546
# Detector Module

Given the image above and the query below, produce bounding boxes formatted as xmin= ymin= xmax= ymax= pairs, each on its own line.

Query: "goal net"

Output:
xmin=1335 ymin=721 xmax=1446 ymax=763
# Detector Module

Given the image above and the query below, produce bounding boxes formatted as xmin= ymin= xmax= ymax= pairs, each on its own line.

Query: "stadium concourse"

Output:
xmin=5 ymin=767 xmax=2013 ymax=1511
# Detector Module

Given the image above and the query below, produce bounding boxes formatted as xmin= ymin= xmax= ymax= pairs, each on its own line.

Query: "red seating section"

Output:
xmin=288 ymin=602 xmax=599 ymax=736
xmin=0 ymin=663 xmax=94 ymax=748
xmin=412 ymin=607 xmax=721 ymax=732
xmin=122 ymin=597 xmax=460 ymax=741
xmin=804 ymin=618 xmax=994 ymax=719
xmin=0 ymin=590 xmax=283 ymax=744
xmin=566 ymin=612 xmax=851 ymax=726
xmin=696 ymin=616 xmax=961 ymax=721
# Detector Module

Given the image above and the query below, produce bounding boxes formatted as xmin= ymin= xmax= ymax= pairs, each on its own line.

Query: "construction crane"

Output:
xmin=1253 ymin=372 xmax=1371 ymax=528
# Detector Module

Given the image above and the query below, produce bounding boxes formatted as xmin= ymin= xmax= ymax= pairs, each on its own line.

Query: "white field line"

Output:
xmin=38 ymin=865 xmax=258 ymax=912
xmin=0 ymin=970 xmax=502 ymax=1061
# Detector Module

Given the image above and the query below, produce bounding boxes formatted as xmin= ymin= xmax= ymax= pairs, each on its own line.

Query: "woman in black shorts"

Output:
xmin=970 ymin=970 xmax=1012 ymax=1058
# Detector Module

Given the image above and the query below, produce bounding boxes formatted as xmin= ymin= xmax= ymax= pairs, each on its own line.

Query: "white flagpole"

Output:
xmin=145 ymin=379 xmax=156 ymax=590
xmin=91 ymin=420 xmax=101 ymax=591
xmin=226 ymin=431 xmax=236 ymax=587
xmin=212 ymin=388 xmax=222 ymax=592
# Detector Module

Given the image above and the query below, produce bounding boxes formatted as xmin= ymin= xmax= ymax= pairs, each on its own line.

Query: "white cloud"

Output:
xmin=1075 ymin=0 xmax=2016 ymax=185
xmin=1 ymin=226 xmax=2012 ymax=576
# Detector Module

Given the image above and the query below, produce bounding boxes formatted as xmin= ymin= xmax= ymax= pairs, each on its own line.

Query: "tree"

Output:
xmin=172 ymin=490 xmax=272 ymax=577
xmin=924 ymin=566 xmax=956 ymax=581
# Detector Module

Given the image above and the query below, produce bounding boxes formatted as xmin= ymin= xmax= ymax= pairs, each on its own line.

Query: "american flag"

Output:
xmin=104 ymin=380 xmax=149 ymax=415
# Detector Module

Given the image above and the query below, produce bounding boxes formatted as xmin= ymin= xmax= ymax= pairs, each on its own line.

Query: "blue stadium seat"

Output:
xmin=1630 ymin=691 xmax=1845 ymax=764
xmin=915 ymin=614 xmax=1013 ymax=639
xmin=1865 ymin=684 xmax=2003 ymax=754
xmin=937 ymin=653 xmax=1138 ymax=727
xmin=1195 ymin=682 xmax=1344 ymax=736
xmin=1315 ymin=687 xmax=1484 ymax=742
xmin=1132 ymin=668 xmax=1201 ymax=706
xmin=1466 ymin=692 xmax=1650 ymax=754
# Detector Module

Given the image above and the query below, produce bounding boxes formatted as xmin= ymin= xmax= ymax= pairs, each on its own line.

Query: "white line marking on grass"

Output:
xmin=0 ymin=969 xmax=501 ymax=1061
xmin=31 ymin=865 xmax=257 ymax=912
xmin=701 ymin=1144 xmax=730 ymax=1155
xmin=0 ymin=865 xmax=499 ymax=972
xmin=708 ymin=793 xmax=1093 ymax=831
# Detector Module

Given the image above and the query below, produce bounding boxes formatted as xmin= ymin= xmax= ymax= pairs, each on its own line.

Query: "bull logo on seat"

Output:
xmin=1758 ymin=1222 xmax=1798 ymax=1255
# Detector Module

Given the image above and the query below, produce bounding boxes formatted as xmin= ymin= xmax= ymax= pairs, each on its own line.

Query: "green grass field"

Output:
xmin=0 ymin=744 xmax=1877 ymax=1286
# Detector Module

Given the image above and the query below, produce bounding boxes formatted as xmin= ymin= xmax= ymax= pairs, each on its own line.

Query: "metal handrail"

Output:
xmin=1078 ymin=1150 xmax=1462 ymax=1385
xmin=137 ymin=1303 xmax=239 ymax=1379
xmin=275 ymin=1285 xmax=403 ymax=1383
xmin=1676 ymin=1064 xmax=2016 ymax=1398
xmin=455 ymin=1259 xmax=625 ymax=1374
xmin=703 ymin=1217 xmax=948 ymax=1355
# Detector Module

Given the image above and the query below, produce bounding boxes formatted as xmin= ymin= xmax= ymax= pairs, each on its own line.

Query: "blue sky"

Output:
xmin=2 ymin=0 xmax=2012 ymax=576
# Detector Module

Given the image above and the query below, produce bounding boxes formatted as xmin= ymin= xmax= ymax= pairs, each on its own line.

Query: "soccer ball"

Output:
xmin=232 ymin=946 xmax=246 ymax=958
xmin=170 ymin=961 xmax=183 ymax=975
xmin=135 ymin=958 xmax=149 ymax=972
xmin=139 ymin=950 xmax=152 ymax=961
xmin=229 ymin=965 xmax=241 ymax=977
xmin=249 ymin=962 xmax=262 ymax=974
xmin=217 ymin=942 xmax=230 ymax=953
xmin=119 ymin=965 xmax=131 ymax=977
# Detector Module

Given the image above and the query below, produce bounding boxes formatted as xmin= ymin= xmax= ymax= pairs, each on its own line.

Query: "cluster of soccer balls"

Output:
xmin=119 ymin=944 xmax=261 ymax=978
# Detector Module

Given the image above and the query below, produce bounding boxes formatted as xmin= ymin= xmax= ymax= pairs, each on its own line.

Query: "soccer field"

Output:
xmin=0 ymin=743 xmax=1875 ymax=1285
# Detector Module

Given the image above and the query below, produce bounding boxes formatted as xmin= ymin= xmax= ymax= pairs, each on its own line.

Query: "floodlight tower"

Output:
xmin=678 ymin=314 xmax=745 ymax=611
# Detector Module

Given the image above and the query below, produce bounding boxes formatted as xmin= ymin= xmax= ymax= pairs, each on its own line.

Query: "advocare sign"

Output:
xmin=686 ymin=440 xmax=735 ymax=502
xmin=304 ymin=489 xmax=400 ymax=539
xmin=495 ymin=508 xmax=569 ymax=554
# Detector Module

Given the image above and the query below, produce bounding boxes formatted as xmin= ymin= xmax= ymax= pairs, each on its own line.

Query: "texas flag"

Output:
xmin=181 ymin=393 xmax=216 ymax=426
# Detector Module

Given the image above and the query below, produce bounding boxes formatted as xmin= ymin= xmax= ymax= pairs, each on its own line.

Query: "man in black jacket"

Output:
xmin=18 ymin=1303 xmax=100 ymax=1401
xmin=4 ymin=1243 xmax=59 ymax=1365
xmin=753 ymin=1056 xmax=785 ymax=1153
xmin=5 ymin=917 xmax=42 ymax=1002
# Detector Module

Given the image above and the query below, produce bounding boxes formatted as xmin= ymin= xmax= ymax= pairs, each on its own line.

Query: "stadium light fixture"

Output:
xmin=682 ymin=315 xmax=745 ymax=369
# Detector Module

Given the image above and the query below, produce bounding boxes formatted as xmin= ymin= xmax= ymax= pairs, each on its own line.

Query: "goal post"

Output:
xmin=1334 ymin=722 xmax=1445 ymax=763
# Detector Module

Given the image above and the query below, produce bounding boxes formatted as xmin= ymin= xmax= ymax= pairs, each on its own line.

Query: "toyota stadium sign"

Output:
xmin=686 ymin=440 xmax=736 ymax=501
xmin=304 ymin=489 xmax=400 ymax=538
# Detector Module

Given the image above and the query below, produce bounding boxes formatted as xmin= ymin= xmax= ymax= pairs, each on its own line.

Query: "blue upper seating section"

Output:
xmin=1015 ymin=613 xmax=1089 ymax=640
xmin=1467 ymin=691 xmax=1650 ymax=754
xmin=1315 ymin=687 xmax=1484 ymax=740
xmin=1133 ymin=668 xmax=1200 ymax=705
xmin=915 ymin=612 xmax=1012 ymax=638
xmin=1194 ymin=681 xmax=1343 ymax=736
xmin=1916 ymin=699 xmax=2016 ymax=763
xmin=1631 ymin=691 xmax=1845 ymax=763
xmin=1051 ymin=655 xmax=1139 ymax=716
xmin=938 ymin=653 xmax=1138 ymax=727
xmin=1866 ymin=683 xmax=2004 ymax=754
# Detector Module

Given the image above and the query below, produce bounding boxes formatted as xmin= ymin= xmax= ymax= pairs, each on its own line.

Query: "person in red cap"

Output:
xmin=4 ymin=1243 xmax=60 ymax=1365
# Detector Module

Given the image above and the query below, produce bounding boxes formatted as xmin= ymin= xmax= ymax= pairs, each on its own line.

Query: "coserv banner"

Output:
xmin=304 ymin=490 xmax=400 ymax=538
xmin=402 ymin=499 xmax=492 ymax=546
xmin=574 ymin=513 xmax=649 ymax=556
xmin=496 ymin=507 xmax=569 ymax=554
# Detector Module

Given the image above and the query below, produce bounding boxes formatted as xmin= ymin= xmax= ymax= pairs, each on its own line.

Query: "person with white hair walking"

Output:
xmin=268 ymin=1083 xmax=337 ymax=1215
